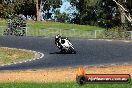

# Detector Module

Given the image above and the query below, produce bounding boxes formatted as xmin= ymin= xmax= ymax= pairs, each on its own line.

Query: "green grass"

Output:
xmin=0 ymin=20 xmax=6 ymax=36
xmin=0 ymin=20 xmax=105 ymax=38
xmin=27 ymin=21 xmax=103 ymax=31
xmin=0 ymin=47 xmax=34 ymax=65
xmin=27 ymin=21 xmax=104 ymax=38
xmin=0 ymin=82 xmax=131 ymax=88
xmin=0 ymin=20 xmax=6 ymax=26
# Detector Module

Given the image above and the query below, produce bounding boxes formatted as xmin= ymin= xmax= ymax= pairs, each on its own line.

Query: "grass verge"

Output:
xmin=0 ymin=47 xmax=35 ymax=65
xmin=0 ymin=82 xmax=131 ymax=88
xmin=27 ymin=21 xmax=104 ymax=38
xmin=27 ymin=21 xmax=103 ymax=30
xmin=0 ymin=20 xmax=104 ymax=38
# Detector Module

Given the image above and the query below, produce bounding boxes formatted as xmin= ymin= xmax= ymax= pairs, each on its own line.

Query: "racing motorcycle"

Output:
xmin=55 ymin=35 xmax=76 ymax=54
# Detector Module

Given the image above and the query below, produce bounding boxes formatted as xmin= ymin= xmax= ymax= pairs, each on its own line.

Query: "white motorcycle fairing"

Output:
xmin=59 ymin=39 xmax=76 ymax=54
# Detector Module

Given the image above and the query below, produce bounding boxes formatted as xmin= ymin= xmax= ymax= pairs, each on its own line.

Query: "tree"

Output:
xmin=0 ymin=0 xmax=2 ymax=4
xmin=41 ymin=0 xmax=62 ymax=11
xmin=69 ymin=0 xmax=99 ymax=25
xmin=69 ymin=0 xmax=126 ymax=28
xmin=14 ymin=0 xmax=36 ymax=19
xmin=36 ymin=0 xmax=62 ymax=21
xmin=0 ymin=0 xmax=36 ymax=19
xmin=112 ymin=0 xmax=132 ymax=30
xmin=55 ymin=11 xmax=69 ymax=23
xmin=96 ymin=0 xmax=121 ymax=28
xmin=0 ymin=2 xmax=15 ymax=18
xmin=0 ymin=0 xmax=62 ymax=20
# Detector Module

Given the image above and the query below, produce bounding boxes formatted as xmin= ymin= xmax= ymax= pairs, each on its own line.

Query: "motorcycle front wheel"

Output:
xmin=69 ymin=46 xmax=76 ymax=54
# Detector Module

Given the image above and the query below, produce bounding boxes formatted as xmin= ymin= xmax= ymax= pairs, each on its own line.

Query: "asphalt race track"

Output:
xmin=0 ymin=36 xmax=132 ymax=70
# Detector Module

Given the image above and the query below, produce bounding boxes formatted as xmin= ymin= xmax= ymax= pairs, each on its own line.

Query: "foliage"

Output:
xmin=0 ymin=0 xmax=36 ymax=18
xmin=14 ymin=0 xmax=36 ymax=18
xmin=103 ymin=27 xmax=130 ymax=39
xmin=118 ymin=0 xmax=132 ymax=13
xmin=4 ymin=15 xmax=26 ymax=36
xmin=55 ymin=11 xmax=69 ymax=23
xmin=0 ymin=0 xmax=62 ymax=19
xmin=96 ymin=0 xmax=121 ymax=28
xmin=69 ymin=0 xmax=99 ymax=25
xmin=0 ymin=0 xmax=132 ymax=30
xmin=69 ymin=0 xmax=131 ymax=29
xmin=0 ymin=3 xmax=15 ymax=18
xmin=41 ymin=0 xmax=62 ymax=11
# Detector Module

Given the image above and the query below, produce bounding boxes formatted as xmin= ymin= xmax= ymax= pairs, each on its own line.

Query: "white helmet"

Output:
xmin=55 ymin=34 xmax=61 ymax=39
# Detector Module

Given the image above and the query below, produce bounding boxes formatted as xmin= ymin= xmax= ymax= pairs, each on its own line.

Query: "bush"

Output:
xmin=103 ymin=27 xmax=130 ymax=39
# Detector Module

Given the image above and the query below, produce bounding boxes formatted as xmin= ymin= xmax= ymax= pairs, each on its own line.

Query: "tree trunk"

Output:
xmin=39 ymin=0 xmax=42 ymax=20
xmin=36 ymin=0 xmax=40 ymax=21
xmin=119 ymin=7 xmax=126 ymax=23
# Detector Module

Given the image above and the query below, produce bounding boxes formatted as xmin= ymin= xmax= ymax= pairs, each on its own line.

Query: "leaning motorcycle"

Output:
xmin=55 ymin=35 xmax=76 ymax=54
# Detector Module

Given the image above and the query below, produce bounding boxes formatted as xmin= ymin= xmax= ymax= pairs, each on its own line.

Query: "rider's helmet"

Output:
xmin=55 ymin=34 xmax=61 ymax=40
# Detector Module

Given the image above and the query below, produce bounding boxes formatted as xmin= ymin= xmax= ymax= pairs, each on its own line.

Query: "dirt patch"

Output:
xmin=0 ymin=65 xmax=132 ymax=83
